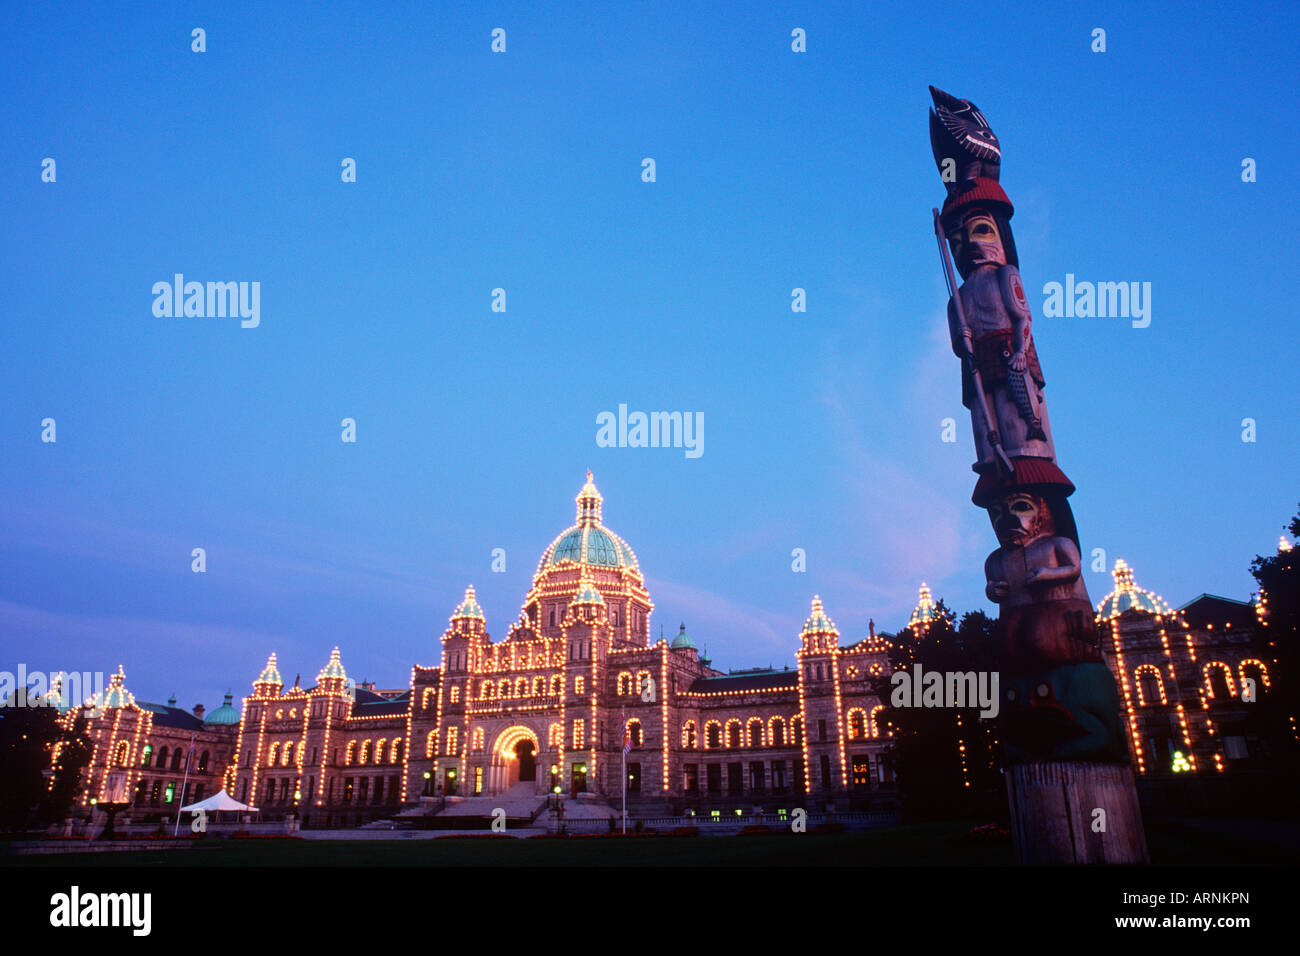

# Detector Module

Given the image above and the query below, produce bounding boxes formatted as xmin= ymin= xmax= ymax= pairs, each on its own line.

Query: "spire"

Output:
xmin=576 ymin=469 xmax=603 ymax=525
xmin=317 ymin=646 xmax=348 ymax=684
xmin=89 ymin=665 xmax=136 ymax=712
xmin=801 ymin=595 xmax=839 ymax=638
xmin=451 ymin=585 xmax=486 ymax=622
xmin=1096 ymin=559 xmax=1171 ymax=619
xmin=254 ymin=653 xmax=283 ymax=693
xmin=909 ymin=583 xmax=937 ymax=628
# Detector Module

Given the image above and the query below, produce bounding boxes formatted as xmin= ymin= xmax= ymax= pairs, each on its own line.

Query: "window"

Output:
xmin=573 ymin=719 xmax=585 ymax=749
xmin=706 ymin=764 xmax=722 ymax=793
xmin=627 ymin=762 xmax=641 ymax=792
xmin=770 ymin=718 xmax=785 ymax=748
xmin=450 ymin=686 xmax=460 ymax=703
xmin=1136 ymin=667 xmax=1164 ymax=706
xmin=627 ymin=720 xmax=642 ymax=747
xmin=852 ymin=756 xmax=871 ymax=788
xmin=445 ymin=727 xmax=459 ymax=756
xmin=374 ymin=777 xmax=384 ymax=804
xmin=282 ymin=741 xmax=293 ymax=767
xmin=424 ymin=731 xmax=435 ymax=758
xmin=575 ymin=676 xmax=586 ymax=695
xmin=793 ymin=759 xmax=805 ymax=793
xmin=115 ymin=741 xmax=129 ymax=767
xmin=198 ymin=750 xmax=210 ymax=773
xmin=727 ymin=763 xmax=743 ymax=794
xmin=617 ymin=672 xmax=633 ymax=695
xmin=472 ymin=727 xmax=485 ymax=752
xmin=705 ymin=722 xmax=721 ymax=749
xmin=171 ymin=748 xmax=184 ymax=770
xmin=548 ymin=723 xmax=563 ymax=748
xmin=375 ymin=739 xmax=387 ymax=765
xmin=820 ymin=754 xmax=832 ymax=790
xmin=359 ymin=777 xmax=369 ymax=803
xmin=818 ymin=719 xmax=828 ymax=742
xmin=727 ymin=721 xmax=742 ymax=749
xmin=684 ymin=764 xmax=699 ymax=792
xmin=344 ymin=778 xmax=354 ymax=802
xmin=140 ymin=744 xmax=153 ymax=767
xmin=750 ymin=762 xmax=765 ymax=790
xmin=156 ymin=746 xmax=169 ymax=769
xmin=475 ymin=767 xmax=484 ymax=794
xmin=849 ymin=710 xmax=866 ymax=740
xmin=682 ymin=721 xmax=697 ymax=749
xmin=746 ymin=719 xmax=763 ymax=748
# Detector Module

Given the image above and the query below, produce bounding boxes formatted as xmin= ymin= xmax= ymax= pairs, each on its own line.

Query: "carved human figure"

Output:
xmin=983 ymin=492 xmax=1098 ymax=670
xmin=946 ymin=208 xmax=1056 ymax=473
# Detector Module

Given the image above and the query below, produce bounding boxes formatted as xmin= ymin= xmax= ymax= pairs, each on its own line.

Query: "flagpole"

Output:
xmin=173 ymin=732 xmax=195 ymax=836
xmin=621 ymin=704 xmax=627 ymax=834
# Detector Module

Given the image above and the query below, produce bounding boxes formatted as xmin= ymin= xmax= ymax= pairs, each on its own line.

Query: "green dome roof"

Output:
xmin=316 ymin=647 xmax=348 ymax=682
xmin=909 ymin=583 xmax=938 ymax=627
xmin=544 ymin=525 xmax=639 ymax=570
xmin=205 ymin=691 xmax=240 ymax=725
xmin=452 ymin=585 xmax=486 ymax=620
xmin=88 ymin=666 xmax=136 ymax=711
xmin=1096 ymin=560 xmax=1171 ymax=619
xmin=570 ymin=580 xmax=606 ymax=607
xmin=671 ymin=623 xmax=696 ymax=650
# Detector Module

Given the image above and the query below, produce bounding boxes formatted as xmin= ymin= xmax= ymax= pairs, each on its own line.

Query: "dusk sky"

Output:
xmin=3 ymin=1 xmax=1295 ymax=712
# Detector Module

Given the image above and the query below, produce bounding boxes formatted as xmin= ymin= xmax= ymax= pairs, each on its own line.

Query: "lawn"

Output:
xmin=4 ymin=817 xmax=1292 ymax=867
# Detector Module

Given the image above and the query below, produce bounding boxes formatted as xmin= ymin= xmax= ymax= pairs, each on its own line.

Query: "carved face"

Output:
xmin=950 ymin=210 xmax=1006 ymax=272
xmin=988 ymin=492 xmax=1053 ymax=547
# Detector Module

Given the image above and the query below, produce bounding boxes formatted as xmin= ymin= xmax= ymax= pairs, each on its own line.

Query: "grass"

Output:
xmin=5 ymin=816 xmax=1292 ymax=866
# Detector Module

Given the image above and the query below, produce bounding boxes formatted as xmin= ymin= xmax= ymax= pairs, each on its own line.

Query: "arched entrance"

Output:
xmin=514 ymin=739 xmax=537 ymax=782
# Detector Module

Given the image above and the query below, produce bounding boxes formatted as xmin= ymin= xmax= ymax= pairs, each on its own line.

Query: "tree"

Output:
xmin=1249 ymin=505 xmax=1300 ymax=765
xmin=0 ymin=692 xmax=88 ymax=831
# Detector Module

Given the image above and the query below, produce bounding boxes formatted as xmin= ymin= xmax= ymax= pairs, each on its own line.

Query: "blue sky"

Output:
xmin=2 ymin=1 xmax=1296 ymax=711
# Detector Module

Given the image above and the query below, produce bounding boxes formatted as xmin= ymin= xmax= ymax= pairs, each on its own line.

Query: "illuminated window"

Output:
xmin=682 ymin=721 xmax=697 ymax=749
xmin=848 ymin=709 xmax=867 ymax=740
xmin=282 ymin=741 xmax=293 ymax=767
xmin=359 ymin=740 xmax=370 ymax=764
xmin=705 ymin=722 xmax=721 ymax=749
xmin=575 ymin=676 xmax=586 ymax=695
xmin=164 ymin=782 xmax=176 ymax=803
xmin=450 ymin=686 xmax=460 ymax=703
xmin=573 ymin=719 xmax=586 ymax=749
xmin=268 ymin=742 xmax=279 ymax=765
xmin=636 ymin=671 xmax=652 ymax=695
xmin=424 ymin=731 xmax=435 ymax=758
xmin=683 ymin=764 xmax=698 ymax=792
xmin=626 ymin=719 xmax=642 ymax=747
xmin=532 ymin=676 xmax=544 ymax=696
xmin=423 ymin=687 xmax=437 ymax=708
xmin=479 ymin=683 xmax=490 ymax=700
xmin=869 ymin=705 xmax=886 ymax=738
xmin=852 ymin=756 xmax=871 ymax=788
xmin=475 ymin=767 xmax=484 ymax=795
xmin=445 ymin=727 xmax=459 ymax=756
xmin=617 ymin=672 xmax=633 ymax=695
xmin=1203 ymin=662 xmax=1235 ymax=699
xmin=472 ymin=728 xmax=485 ymax=752
xmin=140 ymin=744 xmax=153 ymax=767
xmin=746 ymin=719 xmax=763 ymax=748
xmin=1134 ymin=666 xmax=1166 ymax=706
xmin=346 ymin=741 xmax=357 ymax=765
xmin=375 ymin=739 xmax=387 ymax=765
xmin=390 ymin=740 xmax=401 ymax=763
xmin=726 ymin=720 xmax=742 ymax=748
xmin=548 ymin=723 xmax=563 ymax=748
xmin=115 ymin=741 xmax=129 ymax=767
xmin=515 ymin=677 xmax=527 ymax=697
xmin=769 ymin=717 xmax=786 ymax=748
xmin=550 ymin=675 xmax=563 ymax=695
xmin=198 ymin=750 xmax=210 ymax=773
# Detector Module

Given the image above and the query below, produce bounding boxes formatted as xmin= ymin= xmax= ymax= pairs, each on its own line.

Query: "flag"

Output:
xmin=623 ymin=730 xmax=632 ymax=755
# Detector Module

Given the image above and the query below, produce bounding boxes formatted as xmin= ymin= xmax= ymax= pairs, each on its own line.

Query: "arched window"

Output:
xmin=550 ymin=675 xmax=563 ymax=695
xmin=156 ymin=746 xmax=169 ymax=768
xmin=282 ymin=741 xmax=293 ymax=767
xmin=792 ymin=717 xmax=804 ymax=746
xmin=682 ymin=721 xmax=697 ymax=749
xmin=140 ymin=744 xmax=153 ymax=767
xmin=1239 ymin=659 xmax=1270 ymax=695
xmin=359 ymin=740 xmax=370 ymax=764
xmin=747 ymin=718 xmax=764 ymax=748
xmin=532 ymin=676 xmax=544 ymax=696
xmin=424 ymin=731 xmax=435 ymax=759
xmin=1203 ymin=662 xmax=1235 ymax=700
xmin=345 ymin=741 xmax=357 ymax=765
xmin=1134 ymin=665 xmax=1166 ymax=706
xmin=726 ymin=720 xmax=742 ymax=749
xmin=626 ymin=719 xmax=642 ymax=748
xmin=472 ymin=728 xmax=485 ymax=752
xmin=548 ymin=723 xmax=564 ymax=748
xmin=479 ymin=683 xmax=490 ymax=700
xmin=515 ymin=677 xmax=528 ymax=697
xmin=848 ymin=709 xmax=867 ymax=740
xmin=617 ymin=672 xmax=633 ymax=695
xmin=869 ymin=705 xmax=887 ymax=738
xmin=268 ymin=742 xmax=279 ymax=766
xmin=575 ymin=676 xmax=586 ymax=695
xmin=390 ymin=740 xmax=402 ymax=764
xmin=768 ymin=717 xmax=786 ymax=748
xmin=375 ymin=739 xmax=387 ymax=765
xmin=171 ymin=747 xmax=183 ymax=770
xmin=705 ymin=722 xmax=721 ymax=749
xmin=449 ymin=686 xmax=460 ymax=703
xmin=115 ymin=741 xmax=130 ymax=767
xmin=422 ymin=687 xmax=436 ymax=709
xmin=636 ymin=671 xmax=652 ymax=695
xmin=198 ymin=750 xmax=210 ymax=773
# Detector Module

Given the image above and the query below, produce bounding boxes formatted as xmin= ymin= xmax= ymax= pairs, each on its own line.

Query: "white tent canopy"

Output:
xmin=180 ymin=789 xmax=258 ymax=813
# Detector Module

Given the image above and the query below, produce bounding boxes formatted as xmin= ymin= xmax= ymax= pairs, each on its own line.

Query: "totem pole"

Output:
xmin=928 ymin=86 xmax=1148 ymax=863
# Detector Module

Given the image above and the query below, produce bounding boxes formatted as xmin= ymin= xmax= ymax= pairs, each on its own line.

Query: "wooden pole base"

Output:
xmin=1007 ymin=762 xmax=1148 ymax=864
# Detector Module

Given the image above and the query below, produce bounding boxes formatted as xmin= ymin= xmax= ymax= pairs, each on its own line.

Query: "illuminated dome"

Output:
xmin=205 ymin=691 xmax=240 ymax=726
xmin=452 ymin=585 xmax=486 ymax=621
xmin=801 ymin=596 xmax=839 ymax=637
xmin=538 ymin=471 xmax=640 ymax=571
xmin=88 ymin=666 xmax=136 ymax=711
xmin=909 ymin=583 xmax=938 ymax=628
xmin=1095 ymin=559 xmax=1172 ymax=619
